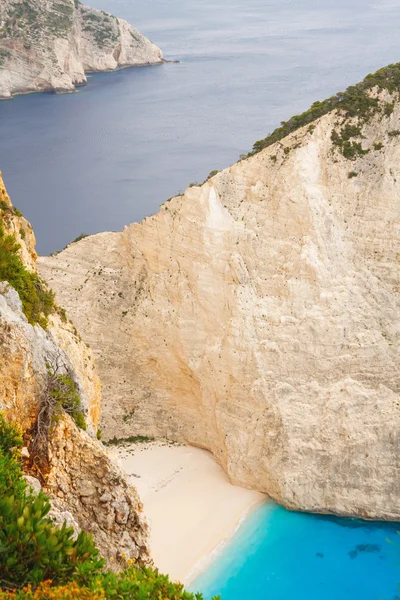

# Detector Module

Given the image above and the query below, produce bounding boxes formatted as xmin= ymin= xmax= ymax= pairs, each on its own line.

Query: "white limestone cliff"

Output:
xmin=39 ymin=92 xmax=400 ymax=522
xmin=0 ymin=0 xmax=163 ymax=99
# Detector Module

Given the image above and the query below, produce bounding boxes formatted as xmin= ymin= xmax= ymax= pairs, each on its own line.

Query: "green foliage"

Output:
xmin=373 ymin=141 xmax=384 ymax=150
xmin=0 ymin=416 xmax=218 ymax=599
xmin=103 ymin=435 xmax=153 ymax=447
xmin=83 ymin=11 xmax=119 ymax=46
xmin=0 ymin=493 xmax=103 ymax=588
xmin=0 ymin=200 xmax=22 ymax=217
xmin=0 ymin=223 xmax=54 ymax=328
xmin=0 ymin=414 xmax=23 ymax=457
xmin=0 ymin=580 xmax=101 ymax=599
xmin=389 ymin=129 xmax=400 ymax=136
xmin=96 ymin=429 xmax=102 ymax=441
xmin=56 ymin=306 xmax=68 ymax=323
xmin=0 ymin=415 xmax=25 ymax=501
xmin=250 ymin=62 xmax=400 ymax=156
xmin=71 ymin=234 xmax=88 ymax=244
xmin=0 ymin=415 xmax=102 ymax=589
xmin=348 ymin=171 xmax=358 ymax=179
xmin=84 ymin=566 xmax=220 ymax=600
xmin=48 ymin=372 xmax=87 ymax=431
xmin=330 ymin=124 xmax=370 ymax=159
xmin=0 ymin=453 xmax=26 ymax=501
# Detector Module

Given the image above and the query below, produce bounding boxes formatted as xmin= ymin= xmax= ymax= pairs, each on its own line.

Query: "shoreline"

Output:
xmin=113 ymin=441 xmax=266 ymax=584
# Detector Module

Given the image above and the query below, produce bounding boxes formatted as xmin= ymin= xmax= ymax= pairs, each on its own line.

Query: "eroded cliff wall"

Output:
xmin=0 ymin=0 xmax=163 ymax=99
xmin=0 ymin=173 xmax=151 ymax=564
xmin=39 ymin=92 xmax=400 ymax=521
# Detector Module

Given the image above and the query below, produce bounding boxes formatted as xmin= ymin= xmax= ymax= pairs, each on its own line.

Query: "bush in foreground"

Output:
xmin=0 ymin=415 xmax=219 ymax=599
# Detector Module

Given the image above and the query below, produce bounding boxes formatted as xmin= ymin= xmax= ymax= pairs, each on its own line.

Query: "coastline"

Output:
xmin=114 ymin=441 xmax=266 ymax=584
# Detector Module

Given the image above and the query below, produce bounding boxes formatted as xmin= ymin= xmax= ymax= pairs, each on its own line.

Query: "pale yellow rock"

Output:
xmin=0 ymin=172 xmax=101 ymax=430
xmin=39 ymin=96 xmax=400 ymax=521
xmin=0 ymin=175 xmax=151 ymax=564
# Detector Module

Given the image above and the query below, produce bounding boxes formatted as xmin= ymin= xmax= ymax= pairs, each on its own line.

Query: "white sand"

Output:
xmin=115 ymin=441 xmax=265 ymax=584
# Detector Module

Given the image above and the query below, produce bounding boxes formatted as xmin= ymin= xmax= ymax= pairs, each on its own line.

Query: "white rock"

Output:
xmin=39 ymin=92 xmax=400 ymax=521
xmin=0 ymin=0 xmax=163 ymax=99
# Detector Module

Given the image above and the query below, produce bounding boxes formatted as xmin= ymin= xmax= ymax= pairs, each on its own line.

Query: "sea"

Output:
xmin=190 ymin=502 xmax=400 ymax=600
xmin=0 ymin=1 xmax=399 ymax=597
xmin=1 ymin=0 xmax=400 ymax=254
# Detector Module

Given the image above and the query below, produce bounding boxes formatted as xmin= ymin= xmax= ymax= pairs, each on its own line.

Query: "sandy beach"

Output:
xmin=114 ymin=441 xmax=265 ymax=584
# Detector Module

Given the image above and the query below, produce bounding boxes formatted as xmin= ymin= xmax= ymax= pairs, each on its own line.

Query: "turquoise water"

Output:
xmin=190 ymin=503 xmax=400 ymax=600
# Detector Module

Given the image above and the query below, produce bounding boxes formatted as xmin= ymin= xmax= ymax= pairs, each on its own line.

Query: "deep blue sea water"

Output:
xmin=1 ymin=0 xmax=400 ymax=253
xmin=190 ymin=502 xmax=400 ymax=600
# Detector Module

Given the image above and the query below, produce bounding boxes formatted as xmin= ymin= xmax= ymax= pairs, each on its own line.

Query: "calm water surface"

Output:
xmin=1 ymin=0 xmax=400 ymax=253
xmin=190 ymin=502 xmax=400 ymax=600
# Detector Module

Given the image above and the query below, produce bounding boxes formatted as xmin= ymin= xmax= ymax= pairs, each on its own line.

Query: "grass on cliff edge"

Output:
xmin=0 ymin=414 xmax=219 ymax=600
xmin=0 ymin=221 xmax=54 ymax=328
xmin=250 ymin=62 xmax=400 ymax=156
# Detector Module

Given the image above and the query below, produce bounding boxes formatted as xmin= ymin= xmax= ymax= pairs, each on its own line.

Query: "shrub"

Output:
xmin=0 ymin=493 xmax=103 ymax=588
xmin=0 ymin=453 xmax=26 ymax=500
xmin=0 ymin=580 xmax=102 ymax=600
xmin=85 ymin=566 xmax=220 ymax=600
xmin=0 ymin=414 xmax=23 ymax=456
xmin=0 ymin=415 xmax=25 ymax=500
xmin=348 ymin=171 xmax=358 ymax=179
xmin=0 ymin=223 xmax=54 ymax=328
xmin=49 ymin=373 xmax=86 ymax=431
xmin=104 ymin=435 xmax=153 ymax=446
xmin=250 ymin=62 xmax=400 ymax=156
xmin=0 ymin=416 xmax=219 ymax=600
xmin=373 ymin=141 xmax=384 ymax=150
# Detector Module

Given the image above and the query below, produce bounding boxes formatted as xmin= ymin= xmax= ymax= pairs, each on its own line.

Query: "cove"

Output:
xmin=190 ymin=502 xmax=400 ymax=600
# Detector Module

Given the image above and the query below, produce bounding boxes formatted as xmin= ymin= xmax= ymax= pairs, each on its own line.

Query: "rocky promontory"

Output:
xmin=40 ymin=64 xmax=400 ymax=522
xmin=0 ymin=0 xmax=163 ymax=99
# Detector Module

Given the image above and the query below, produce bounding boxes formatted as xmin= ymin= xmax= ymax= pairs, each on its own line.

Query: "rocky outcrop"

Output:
xmin=0 ymin=172 xmax=100 ymax=430
xmin=0 ymin=0 xmax=163 ymax=99
xmin=0 ymin=173 xmax=151 ymax=564
xmin=40 ymin=90 xmax=400 ymax=521
xmin=47 ymin=418 xmax=151 ymax=564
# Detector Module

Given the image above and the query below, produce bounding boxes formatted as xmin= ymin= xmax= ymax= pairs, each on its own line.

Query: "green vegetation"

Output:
xmin=0 ymin=49 xmax=11 ymax=67
xmin=46 ymin=371 xmax=87 ymax=431
xmin=0 ymin=1 xmax=40 ymax=39
xmin=0 ymin=223 xmax=54 ymax=328
xmin=0 ymin=0 xmax=73 ymax=40
xmin=0 ymin=416 xmax=219 ymax=600
xmin=83 ymin=11 xmax=119 ymax=47
xmin=103 ymin=435 xmax=154 ymax=447
xmin=71 ymin=233 xmax=89 ymax=244
xmin=348 ymin=171 xmax=358 ymax=179
xmin=0 ymin=415 xmax=25 ymax=503
xmin=331 ymin=125 xmax=369 ymax=159
xmin=250 ymin=62 xmax=400 ymax=158
xmin=51 ymin=233 xmax=89 ymax=256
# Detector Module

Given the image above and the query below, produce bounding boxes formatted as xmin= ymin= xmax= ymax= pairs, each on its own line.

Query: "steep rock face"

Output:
xmin=47 ymin=418 xmax=151 ymax=564
xmin=0 ymin=0 xmax=163 ymax=99
xmin=0 ymin=173 xmax=151 ymax=564
xmin=39 ymin=95 xmax=400 ymax=521
xmin=0 ymin=172 xmax=100 ymax=430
